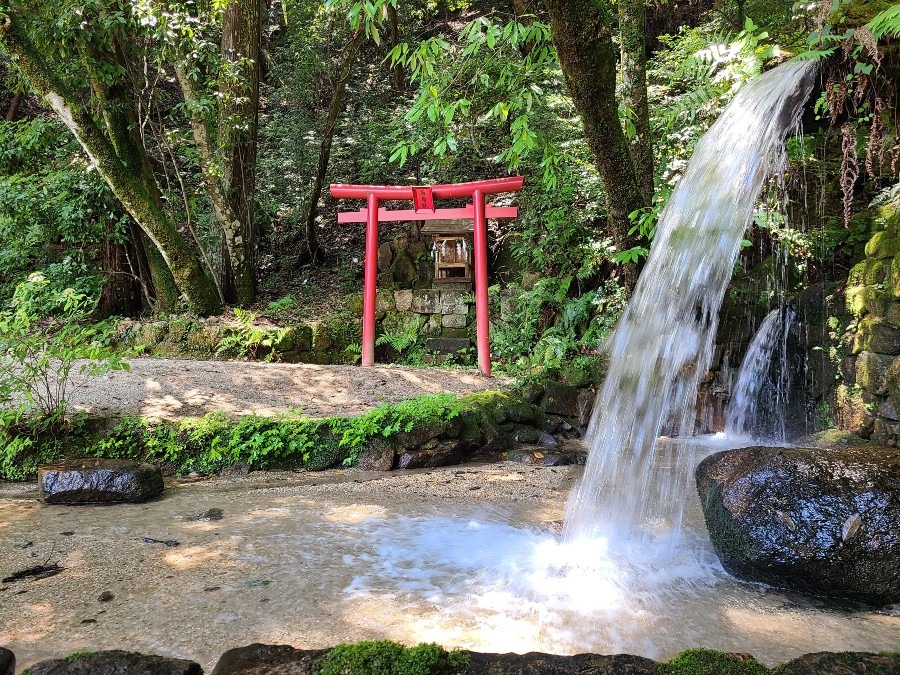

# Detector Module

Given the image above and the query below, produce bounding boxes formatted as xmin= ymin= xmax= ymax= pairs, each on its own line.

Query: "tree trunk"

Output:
xmin=0 ymin=14 xmax=223 ymax=316
xmin=619 ymin=0 xmax=654 ymax=203
xmin=542 ymin=0 xmax=646 ymax=289
xmin=5 ymin=90 xmax=21 ymax=121
xmin=301 ymin=28 xmax=364 ymax=261
xmin=388 ymin=3 xmax=404 ymax=92
xmin=98 ymin=228 xmax=144 ymax=318
xmin=216 ymin=0 xmax=261 ymax=305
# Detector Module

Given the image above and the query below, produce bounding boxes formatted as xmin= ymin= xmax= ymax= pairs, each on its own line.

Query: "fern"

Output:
xmin=868 ymin=4 xmax=900 ymax=38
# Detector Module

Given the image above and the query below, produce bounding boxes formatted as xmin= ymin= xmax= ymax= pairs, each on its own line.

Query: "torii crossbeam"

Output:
xmin=330 ymin=176 xmax=525 ymax=376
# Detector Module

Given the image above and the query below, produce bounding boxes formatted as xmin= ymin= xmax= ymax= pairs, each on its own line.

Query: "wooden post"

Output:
xmin=473 ymin=189 xmax=491 ymax=377
xmin=362 ymin=192 xmax=380 ymax=366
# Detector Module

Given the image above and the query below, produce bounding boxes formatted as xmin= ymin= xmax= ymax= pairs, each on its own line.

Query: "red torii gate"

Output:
xmin=330 ymin=176 xmax=525 ymax=377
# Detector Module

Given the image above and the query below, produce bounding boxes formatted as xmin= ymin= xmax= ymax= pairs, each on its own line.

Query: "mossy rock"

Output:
xmin=774 ymin=651 xmax=900 ymax=674
xmin=848 ymin=258 xmax=887 ymax=288
xmin=794 ymin=429 xmax=872 ymax=448
xmin=660 ymin=649 xmax=771 ymax=675
xmin=829 ymin=0 xmax=895 ymax=26
xmin=885 ymin=355 xmax=900 ymax=414
xmin=853 ymin=317 xmax=900 ymax=355
xmin=855 ymin=351 xmax=895 ymax=395
xmin=318 ymin=640 xmax=468 ymax=675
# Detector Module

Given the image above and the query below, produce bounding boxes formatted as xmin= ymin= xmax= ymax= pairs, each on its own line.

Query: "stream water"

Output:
xmin=1 ymin=465 xmax=899 ymax=672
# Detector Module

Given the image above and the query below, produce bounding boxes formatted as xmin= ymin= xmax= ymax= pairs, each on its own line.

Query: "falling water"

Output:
xmin=565 ymin=61 xmax=817 ymax=545
xmin=726 ymin=307 xmax=795 ymax=442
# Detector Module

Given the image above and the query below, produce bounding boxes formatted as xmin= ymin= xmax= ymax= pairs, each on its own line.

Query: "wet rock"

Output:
xmin=39 ymin=459 xmax=164 ymax=505
xmin=540 ymin=382 xmax=580 ymax=417
xmin=512 ymin=426 xmax=540 ymax=444
xmin=536 ymin=431 xmax=558 ymax=448
xmin=211 ymin=644 xmax=329 ymax=675
xmin=778 ymin=651 xmax=900 ymax=674
xmin=464 ymin=651 xmax=658 ymax=674
xmin=576 ymin=388 xmax=596 ymax=425
xmin=0 ymin=647 xmax=14 ymax=675
xmin=696 ymin=446 xmax=900 ymax=604
xmin=358 ymin=439 xmax=395 ymax=471
xmin=29 ymin=650 xmax=202 ymax=675
xmin=540 ymin=453 xmax=569 ymax=467
xmin=192 ymin=508 xmax=224 ymax=521
xmin=396 ymin=441 xmax=461 ymax=469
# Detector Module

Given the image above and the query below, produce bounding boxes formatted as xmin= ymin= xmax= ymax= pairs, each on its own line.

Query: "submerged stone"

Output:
xmin=29 ymin=650 xmax=201 ymax=675
xmin=39 ymin=459 xmax=164 ymax=505
xmin=696 ymin=446 xmax=900 ymax=604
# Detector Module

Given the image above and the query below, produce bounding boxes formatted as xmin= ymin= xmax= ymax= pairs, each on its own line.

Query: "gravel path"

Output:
xmin=65 ymin=358 xmax=506 ymax=420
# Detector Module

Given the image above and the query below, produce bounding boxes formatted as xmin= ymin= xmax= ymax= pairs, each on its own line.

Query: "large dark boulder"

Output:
xmin=777 ymin=652 xmax=900 ymax=674
xmin=39 ymin=459 xmax=164 ymax=504
xmin=29 ymin=650 xmax=201 ymax=675
xmin=0 ymin=647 xmax=14 ymax=675
xmin=211 ymin=644 xmax=329 ymax=674
xmin=696 ymin=446 xmax=900 ymax=604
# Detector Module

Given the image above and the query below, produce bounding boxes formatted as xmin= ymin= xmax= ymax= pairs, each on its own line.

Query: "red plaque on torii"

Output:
xmin=330 ymin=176 xmax=525 ymax=376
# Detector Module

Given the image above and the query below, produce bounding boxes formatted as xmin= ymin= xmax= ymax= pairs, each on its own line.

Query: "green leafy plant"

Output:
xmin=0 ymin=274 xmax=127 ymax=479
xmin=215 ymin=308 xmax=290 ymax=361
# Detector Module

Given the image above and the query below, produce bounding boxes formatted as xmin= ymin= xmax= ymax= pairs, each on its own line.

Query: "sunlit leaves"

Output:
xmin=386 ymin=14 xmax=564 ymax=188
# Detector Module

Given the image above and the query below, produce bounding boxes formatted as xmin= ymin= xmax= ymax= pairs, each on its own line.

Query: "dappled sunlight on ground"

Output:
xmin=66 ymin=358 xmax=505 ymax=420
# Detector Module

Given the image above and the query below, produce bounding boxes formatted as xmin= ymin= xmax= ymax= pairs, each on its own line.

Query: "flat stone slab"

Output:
xmin=39 ymin=459 xmax=164 ymax=505
xmin=30 ymin=651 xmax=200 ymax=675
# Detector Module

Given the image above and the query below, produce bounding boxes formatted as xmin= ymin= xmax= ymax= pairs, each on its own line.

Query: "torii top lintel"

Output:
xmin=329 ymin=176 xmax=524 ymax=201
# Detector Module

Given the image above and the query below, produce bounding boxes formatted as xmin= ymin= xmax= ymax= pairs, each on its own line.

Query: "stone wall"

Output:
xmin=833 ymin=206 xmax=900 ymax=443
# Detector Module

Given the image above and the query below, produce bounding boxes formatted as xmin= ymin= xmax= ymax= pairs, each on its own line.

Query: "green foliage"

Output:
xmin=389 ymin=15 xmax=561 ymax=186
xmin=376 ymin=315 xmax=425 ymax=361
xmin=0 ymin=277 xmax=123 ymax=422
xmin=215 ymin=308 xmax=290 ymax=361
xmin=660 ymin=649 xmax=772 ymax=675
xmin=22 ymin=393 xmax=465 ymax=480
xmin=490 ymin=278 xmax=624 ymax=374
xmin=317 ymin=640 xmax=469 ymax=675
xmin=0 ymin=118 xmax=118 ymax=304
xmin=0 ymin=276 xmax=126 ymax=479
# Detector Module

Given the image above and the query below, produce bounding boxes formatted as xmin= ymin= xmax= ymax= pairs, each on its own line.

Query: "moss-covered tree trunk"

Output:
xmin=619 ymin=0 xmax=654 ymax=203
xmin=0 ymin=14 xmax=222 ymax=316
xmin=542 ymin=0 xmax=646 ymax=289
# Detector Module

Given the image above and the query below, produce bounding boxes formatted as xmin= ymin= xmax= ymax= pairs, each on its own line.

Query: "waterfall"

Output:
xmin=726 ymin=306 xmax=795 ymax=442
xmin=564 ymin=61 xmax=817 ymax=545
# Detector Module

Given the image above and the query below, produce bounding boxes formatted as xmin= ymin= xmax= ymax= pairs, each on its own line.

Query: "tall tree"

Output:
xmin=0 ymin=9 xmax=223 ymax=315
xmin=619 ymin=0 xmax=654 ymax=202
xmin=542 ymin=0 xmax=647 ymax=286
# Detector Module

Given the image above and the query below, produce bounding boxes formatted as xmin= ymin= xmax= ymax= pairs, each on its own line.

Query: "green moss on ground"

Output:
xmin=660 ymin=649 xmax=772 ymax=675
xmin=317 ymin=640 xmax=469 ymax=675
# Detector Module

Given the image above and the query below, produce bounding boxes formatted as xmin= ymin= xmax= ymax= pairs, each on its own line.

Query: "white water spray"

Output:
xmin=565 ymin=61 xmax=818 ymax=545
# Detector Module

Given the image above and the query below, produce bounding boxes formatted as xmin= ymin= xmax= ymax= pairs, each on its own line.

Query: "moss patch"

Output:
xmin=661 ymin=649 xmax=772 ymax=675
xmin=317 ymin=640 xmax=469 ymax=675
